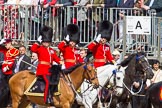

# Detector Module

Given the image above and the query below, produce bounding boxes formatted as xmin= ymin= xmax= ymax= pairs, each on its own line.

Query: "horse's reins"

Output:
xmin=123 ymin=73 xmax=146 ymax=96
xmin=66 ymin=74 xmax=82 ymax=100
xmin=122 ymin=78 xmax=145 ymax=97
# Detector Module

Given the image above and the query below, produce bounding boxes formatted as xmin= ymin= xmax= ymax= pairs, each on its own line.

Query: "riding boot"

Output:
xmin=53 ymin=85 xmax=61 ymax=96
xmin=45 ymin=90 xmax=54 ymax=106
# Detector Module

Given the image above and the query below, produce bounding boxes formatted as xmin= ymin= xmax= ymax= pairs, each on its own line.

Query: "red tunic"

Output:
xmin=31 ymin=43 xmax=60 ymax=76
xmin=88 ymin=42 xmax=114 ymax=68
xmin=58 ymin=41 xmax=81 ymax=69
xmin=1 ymin=47 xmax=19 ymax=75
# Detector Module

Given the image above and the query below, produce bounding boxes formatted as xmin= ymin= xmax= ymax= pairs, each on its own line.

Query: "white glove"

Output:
xmin=95 ymin=34 xmax=101 ymax=43
xmin=61 ymin=64 xmax=66 ymax=70
xmin=37 ymin=36 xmax=42 ymax=43
xmin=3 ymin=66 xmax=8 ymax=72
xmin=65 ymin=35 xmax=70 ymax=42
xmin=0 ymin=39 xmax=6 ymax=44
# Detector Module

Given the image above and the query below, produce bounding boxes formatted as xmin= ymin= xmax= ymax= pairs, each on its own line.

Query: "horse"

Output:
xmin=74 ymin=64 xmax=125 ymax=108
xmin=118 ymin=51 xmax=154 ymax=108
xmin=0 ymin=51 xmax=11 ymax=107
xmin=0 ymin=74 xmax=11 ymax=107
xmin=9 ymin=62 xmax=99 ymax=108
xmin=145 ymin=81 xmax=162 ymax=108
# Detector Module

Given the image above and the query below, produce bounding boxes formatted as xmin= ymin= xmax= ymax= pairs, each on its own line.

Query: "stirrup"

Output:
xmin=45 ymin=98 xmax=54 ymax=106
xmin=54 ymin=92 xmax=61 ymax=96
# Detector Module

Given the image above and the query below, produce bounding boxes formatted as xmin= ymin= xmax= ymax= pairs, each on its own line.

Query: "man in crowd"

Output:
xmin=146 ymin=60 xmax=162 ymax=87
xmin=112 ymin=49 xmax=121 ymax=64
xmin=13 ymin=45 xmax=31 ymax=73
xmin=30 ymin=52 xmax=38 ymax=73
xmin=79 ymin=48 xmax=88 ymax=63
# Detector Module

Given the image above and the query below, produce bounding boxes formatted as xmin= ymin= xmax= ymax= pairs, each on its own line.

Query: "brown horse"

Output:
xmin=9 ymin=63 xmax=99 ymax=108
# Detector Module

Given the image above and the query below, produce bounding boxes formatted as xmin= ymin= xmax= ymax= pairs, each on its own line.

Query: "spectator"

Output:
xmin=112 ymin=49 xmax=121 ymax=64
xmin=139 ymin=0 xmax=162 ymax=49
xmin=13 ymin=45 xmax=31 ymax=73
xmin=2 ymin=0 xmax=20 ymax=39
xmin=18 ymin=0 xmax=38 ymax=42
xmin=0 ymin=39 xmax=19 ymax=82
xmin=139 ymin=0 xmax=162 ymax=17
xmin=101 ymin=0 xmax=117 ymax=8
xmin=29 ymin=52 xmax=38 ymax=73
xmin=79 ymin=48 xmax=88 ymax=63
xmin=86 ymin=0 xmax=104 ymax=22
xmin=0 ymin=0 xmax=4 ymax=37
xmin=41 ymin=0 xmax=74 ymax=41
xmin=117 ymin=0 xmax=134 ymax=38
xmin=146 ymin=60 xmax=162 ymax=87
xmin=101 ymin=0 xmax=117 ymax=20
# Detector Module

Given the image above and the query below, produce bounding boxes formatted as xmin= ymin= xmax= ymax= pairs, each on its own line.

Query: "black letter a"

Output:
xmin=135 ymin=21 xmax=142 ymax=29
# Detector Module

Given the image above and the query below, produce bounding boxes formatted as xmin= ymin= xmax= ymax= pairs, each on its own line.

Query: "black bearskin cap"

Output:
xmin=97 ymin=20 xmax=113 ymax=42
xmin=40 ymin=25 xmax=53 ymax=42
xmin=64 ymin=24 xmax=80 ymax=43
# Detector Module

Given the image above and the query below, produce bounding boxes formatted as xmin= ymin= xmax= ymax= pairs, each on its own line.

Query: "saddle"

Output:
xmin=24 ymin=74 xmax=60 ymax=97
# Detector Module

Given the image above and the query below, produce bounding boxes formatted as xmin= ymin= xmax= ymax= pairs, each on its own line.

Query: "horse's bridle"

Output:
xmin=84 ymin=64 xmax=98 ymax=83
xmin=103 ymin=70 xmax=124 ymax=95
xmin=136 ymin=55 xmax=152 ymax=78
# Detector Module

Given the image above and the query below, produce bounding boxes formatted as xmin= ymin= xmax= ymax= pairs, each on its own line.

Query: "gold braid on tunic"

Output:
xmin=6 ymin=48 xmax=19 ymax=58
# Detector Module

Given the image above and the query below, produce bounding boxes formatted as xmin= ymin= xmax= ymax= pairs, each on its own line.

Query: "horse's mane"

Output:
xmin=120 ymin=51 xmax=146 ymax=67
xmin=63 ymin=64 xmax=83 ymax=74
xmin=120 ymin=53 xmax=136 ymax=67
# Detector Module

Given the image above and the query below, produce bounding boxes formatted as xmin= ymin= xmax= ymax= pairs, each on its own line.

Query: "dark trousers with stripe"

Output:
xmin=42 ymin=75 xmax=50 ymax=103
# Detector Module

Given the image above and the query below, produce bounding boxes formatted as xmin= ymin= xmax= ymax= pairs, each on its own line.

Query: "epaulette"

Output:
xmin=6 ymin=48 xmax=19 ymax=57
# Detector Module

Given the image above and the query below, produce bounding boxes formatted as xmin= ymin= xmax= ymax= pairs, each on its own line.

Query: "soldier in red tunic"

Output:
xmin=0 ymin=38 xmax=19 ymax=81
xmin=31 ymin=26 xmax=62 ymax=104
xmin=58 ymin=24 xmax=81 ymax=69
xmin=88 ymin=20 xmax=116 ymax=68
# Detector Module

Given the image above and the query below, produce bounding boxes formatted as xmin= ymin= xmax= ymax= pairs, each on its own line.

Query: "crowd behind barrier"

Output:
xmin=0 ymin=1 xmax=162 ymax=107
xmin=0 ymin=2 xmax=161 ymax=60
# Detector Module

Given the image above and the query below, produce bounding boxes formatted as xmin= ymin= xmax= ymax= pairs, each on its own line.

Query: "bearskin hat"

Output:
xmin=97 ymin=20 xmax=113 ymax=42
xmin=40 ymin=25 xmax=53 ymax=42
xmin=63 ymin=24 xmax=80 ymax=43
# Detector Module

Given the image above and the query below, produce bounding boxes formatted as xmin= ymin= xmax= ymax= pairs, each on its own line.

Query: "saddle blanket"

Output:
xmin=24 ymin=78 xmax=45 ymax=97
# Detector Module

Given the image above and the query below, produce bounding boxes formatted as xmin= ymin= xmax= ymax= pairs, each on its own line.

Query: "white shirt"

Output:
xmin=146 ymin=69 xmax=162 ymax=87
xmin=14 ymin=55 xmax=24 ymax=73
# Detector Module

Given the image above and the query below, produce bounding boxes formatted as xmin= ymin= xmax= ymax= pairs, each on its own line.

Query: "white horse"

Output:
xmin=76 ymin=64 xmax=125 ymax=108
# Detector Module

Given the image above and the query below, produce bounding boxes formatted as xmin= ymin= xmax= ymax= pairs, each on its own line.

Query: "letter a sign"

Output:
xmin=126 ymin=16 xmax=151 ymax=35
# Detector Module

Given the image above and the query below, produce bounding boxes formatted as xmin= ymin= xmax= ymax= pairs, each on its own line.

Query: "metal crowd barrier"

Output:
xmin=0 ymin=4 xmax=161 ymax=60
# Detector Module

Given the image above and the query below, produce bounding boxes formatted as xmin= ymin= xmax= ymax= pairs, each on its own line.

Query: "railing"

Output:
xmin=0 ymin=4 xmax=161 ymax=60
